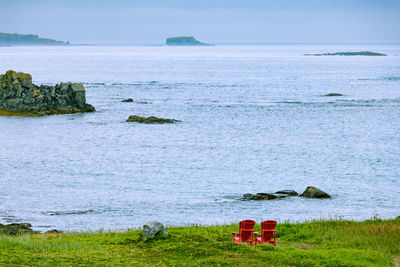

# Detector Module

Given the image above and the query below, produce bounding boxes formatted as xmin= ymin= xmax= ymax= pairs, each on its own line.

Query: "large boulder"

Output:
xmin=0 ymin=70 xmax=95 ymax=116
xmin=300 ymin=186 xmax=331 ymax=198
xmin=0 ymin=223 xmax=37 ymax=235
xmin=142 ymin=222 xmax=168 ymax=240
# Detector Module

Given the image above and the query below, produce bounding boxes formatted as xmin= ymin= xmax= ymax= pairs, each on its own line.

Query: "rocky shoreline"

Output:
xmin=0 ymin=223 xmax=61 ymax=235
xmin=0 ymin=70 xmax=95 ymax=116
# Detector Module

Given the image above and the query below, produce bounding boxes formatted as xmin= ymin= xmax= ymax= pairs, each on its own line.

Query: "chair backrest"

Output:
xmin=261 ymin=220 xmax=277 ymax=231
xmin=260 ymin=220 xmax=277 ymax=242
xmin=239 ymin=220 xmax=255 ymax=242
xmin=239 ymin=220 xmax=256 ymax=231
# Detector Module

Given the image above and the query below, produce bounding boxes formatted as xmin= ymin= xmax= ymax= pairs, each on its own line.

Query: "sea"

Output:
xmin=0 ymin=44 xmax=399 ymax=231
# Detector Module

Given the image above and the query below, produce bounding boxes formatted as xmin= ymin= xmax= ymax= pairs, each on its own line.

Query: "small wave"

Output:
xmin=275 ymin=99 xmax=400 ymax=107
xmin=359 ymin=76 xmax=400 ymax=81
xmin=42 ymin=210 xmax=95 ymax=216
xmin=222 ymin=195 xmax=241 ymax=200
xmin=82 ymin=82 xmax=106 ymax=85
xmin=87 ymin=121 xmax=108 ymax=125
xmin=1 ymin=216 xmax=22 ymax=223
xmin=277 ymin=101 xmax=304 ymax=104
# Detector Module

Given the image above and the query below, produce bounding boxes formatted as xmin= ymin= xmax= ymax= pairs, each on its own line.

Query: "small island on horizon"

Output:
xmin=0 ymin=32 xmax=70 ymax=46
xmin=166 ymin=36 xmax=210 ymax=46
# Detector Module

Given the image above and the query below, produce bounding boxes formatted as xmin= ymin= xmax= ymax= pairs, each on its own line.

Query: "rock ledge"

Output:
xmin=0 ymin=70 xmax=95 ymax=116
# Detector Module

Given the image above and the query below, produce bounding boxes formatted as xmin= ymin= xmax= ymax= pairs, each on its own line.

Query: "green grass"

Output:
xmin=0 ymin=218 xmax=399 ymax=266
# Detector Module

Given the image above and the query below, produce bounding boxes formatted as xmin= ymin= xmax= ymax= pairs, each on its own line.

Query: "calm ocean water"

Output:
xmin=0 ymin=45 xmax=399 ymax=231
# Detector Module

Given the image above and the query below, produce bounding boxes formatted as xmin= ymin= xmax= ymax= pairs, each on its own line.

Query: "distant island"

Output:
xmin=0 ymin=32 xmax=70 ymax=46
xmin=166 ymin=36 xmax=210 ymax=46
xmin=305 ymin=51 xmax=386 ymax=56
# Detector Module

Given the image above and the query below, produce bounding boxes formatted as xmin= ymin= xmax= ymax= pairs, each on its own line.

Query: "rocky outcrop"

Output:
xmin=300 ymin=186 xmax=331 ymax=198
xmin=142 ymin=222 xmax=168 ymax=240
xmin=241 ymin=191 xmax=299 ymax=201
xmin=122 ymin=98 xmax=133 ymax=102
xmin=275 ymin=190 xmax=299 ymax=196
xmin=0 ymin=70 xmax=95 ymax=116
xmin=242 ymin=193 xmax=279 ymax=201
xmin=0 ymin=223 xmax=37 ymax=235
xmin=241 ymin=187 xmax=332 ymax=201
xmin=126 ymin=115 xmax=180 ymax=124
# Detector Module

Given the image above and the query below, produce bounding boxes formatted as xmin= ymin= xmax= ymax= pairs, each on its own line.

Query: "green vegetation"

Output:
xmin=0 ymin=108 xmax=95 ymax=117
xmin=0 ymin=32 xmax=69 ymax=46
xmin=0 ymin=218 xmax=398 ymax=266
xmin=166 ymin=36 xmax=209 ymax=46
xmin=305 ymin=51 xmax=386 ymax=56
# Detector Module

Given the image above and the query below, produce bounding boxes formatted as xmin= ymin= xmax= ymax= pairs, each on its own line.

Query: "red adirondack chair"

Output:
xmin=232 ymin=220 xmax=256 ymax=246
xmin=255 ymin=220 xmax=277 ymax=246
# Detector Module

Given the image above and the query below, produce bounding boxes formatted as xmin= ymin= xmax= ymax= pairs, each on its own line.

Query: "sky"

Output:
xmin=1 ymin=0 xmax=399 ymax=45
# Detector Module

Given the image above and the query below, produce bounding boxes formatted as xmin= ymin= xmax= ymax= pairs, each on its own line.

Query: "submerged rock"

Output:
xmin=323 ymin=93 xmax=343 ymax=97
xmin=0 ymin=223 xmax=37 ymax=235
xmin=300 ymin=186 xmax=331 ymax=198
xmin=0 ymin=70 xmax=95 ymax=116
xmin=242 ymin=193 xmax=283 ymax=201
xmin=121 ymin=98 xmax=133 ymax=102
xmin=275 ymin=190 xmax=299 ymax=196
xmin=142 ymin=222 xmax=168 ymax=240
xmin=126 ymin=115 xmax=180 ymax=124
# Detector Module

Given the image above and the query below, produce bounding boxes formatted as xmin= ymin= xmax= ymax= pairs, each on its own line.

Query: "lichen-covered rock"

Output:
xmin=142 ymin=221 xmax=168 ymax=240
xmin=0 ymin=223 xmax=37 ymax=235
xmin=0 ymin=70 xmax=95 ymax=116
xmin=300 ymin=186 xmax=331 ymax=198
xmin=126 ymin=115 xmax=180 ymax=124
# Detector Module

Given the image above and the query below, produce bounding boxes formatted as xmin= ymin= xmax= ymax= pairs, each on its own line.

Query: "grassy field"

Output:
xmin=0 ymin=218 xmax=399 ymax=266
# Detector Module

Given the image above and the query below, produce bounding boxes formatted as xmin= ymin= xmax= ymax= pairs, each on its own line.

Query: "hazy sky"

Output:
xmin=1 ymin=0 xmax=399 ymax=44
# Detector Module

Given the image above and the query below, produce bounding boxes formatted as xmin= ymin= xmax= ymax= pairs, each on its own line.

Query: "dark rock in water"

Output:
xmin=300 ymin=186 xmax=331 ymax=198
xmin=0 ymin=223 xmax=37 ymax=235
xmin=46 ymin=229 xmax=63 ymax=234
xmin=142 ymin=221 xmax=168 ymax=240
xmin=126 ymin=115 xmax=180 ymax=124
xmin=323 ymin=93 xmax=343 ymax=97
xmin=275 ymin=190 xmax=299 ymax=196
xmin=122 ymin=98 xmax=133 ymax=102
xmin=242 ymin=193 xmax=281 ymax=201
xmin=0 ymin=70 xmax=95 ymax=116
